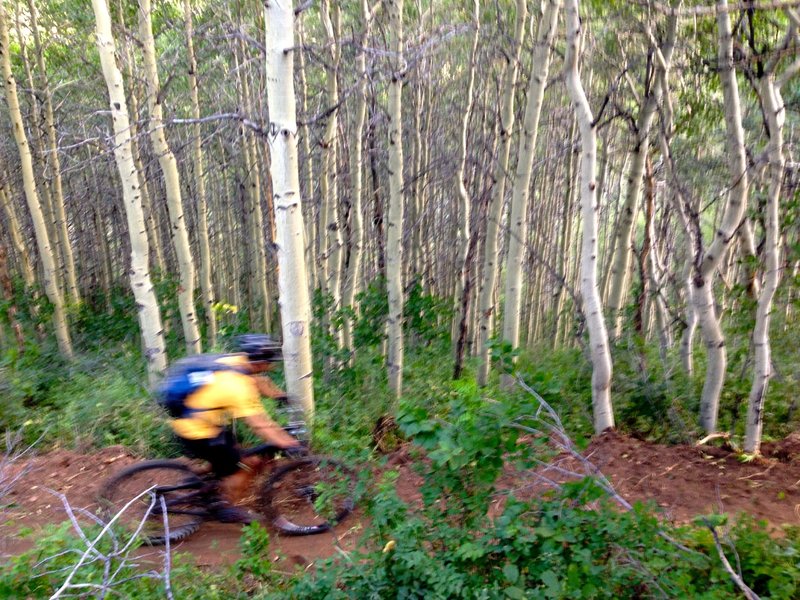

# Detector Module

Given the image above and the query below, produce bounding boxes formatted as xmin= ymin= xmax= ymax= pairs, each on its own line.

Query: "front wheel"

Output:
xmin=261 ymin=456 xmax=356 ymax=535
xmin=97 ymin=460 xmax=207 ymax=545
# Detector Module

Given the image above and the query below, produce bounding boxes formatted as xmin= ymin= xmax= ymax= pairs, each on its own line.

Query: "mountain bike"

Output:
xmin=97 ymin=425 xmax=356 ymax=545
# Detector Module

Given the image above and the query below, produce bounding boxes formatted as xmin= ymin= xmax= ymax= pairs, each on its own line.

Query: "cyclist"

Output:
xmin=170 ymin=334 xmax=301 ymax=524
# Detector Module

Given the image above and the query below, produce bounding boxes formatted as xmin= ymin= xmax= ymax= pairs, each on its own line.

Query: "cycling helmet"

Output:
xmin=233 ymin=333 xmax=283 ymax=362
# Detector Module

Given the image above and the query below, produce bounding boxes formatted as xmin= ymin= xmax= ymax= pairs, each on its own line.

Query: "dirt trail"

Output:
xmin=584 ymin=431 xmax=800 ymax=528
xmin=2 ymin=433 xmax=800 ymax=571
xmin=0 ymin=446 xmax=366 ymax=569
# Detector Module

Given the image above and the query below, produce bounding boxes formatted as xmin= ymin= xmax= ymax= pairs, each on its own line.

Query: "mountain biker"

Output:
xmin=170 ymin=333 xmax=301 ymax=524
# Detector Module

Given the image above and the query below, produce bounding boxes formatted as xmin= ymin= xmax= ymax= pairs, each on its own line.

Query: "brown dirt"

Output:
xmin=0 ymin=446 xmax=365 ymax=569
xmin=2 ymin=433 xmax=799 ymax=571
xmin=581 ymin=431 xmax=800 ymax=529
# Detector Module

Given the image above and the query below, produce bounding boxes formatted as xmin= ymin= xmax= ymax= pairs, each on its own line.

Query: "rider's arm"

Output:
xmin=244 ymin=412 xmax=300 ymax=448
xmin=252 ymin=375 xmax=287 ymax=400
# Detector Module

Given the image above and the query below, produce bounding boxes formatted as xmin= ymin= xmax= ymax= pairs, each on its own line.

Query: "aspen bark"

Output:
xmin=183 ymin=0 xmax=217 ymax=348
xmin=297 ymin=16 xmax=317 ymax=291
xmin=0 ymin=242 xmax=24 ymax=352
xmin=138 ymin=0 xmax=201 ymax=354
xmin=452 ymin=0 xmax=480 ymax=350
xmin=320 ymin=0 xmax=343 ymax=333
xmin=744 ymin=70 xmax=789 ymax=454
xmin=386 ymin=0 xmax=406 ymax=397
xmin=116 ymin=14 xmax=166 ymax=275
xmin=26 ymin=0 xmax=79 ymax=304
xmin=0 ymin=9 xmax=72 ymax=359
xmin=231 ymin=30 xmax=273 ymax=333
xmin=0 ymin=181 xmax=35 ymax=288
xmin=696 ymin=0 xmax=750 ymax=433
xmin=92 ymin=0 xmax=167 ymax=379
xmin=477 ymin=0 xmax=527 ymax=386
xmin=565 ymin=0 xmax=614 ymax=433
xmin=501 ymin=0 xmax=561 ymax=381
xmin=13 ymin=9 xmax=61 ymax=288
xmin=554 ymin=131 xmax=577 ymax=348
xmin=341 ymin=0 xmax=371 ymax=357
xmin=264 ymin=0 xmax=315 ymax=419
xmin=606 ymin=15 xmax=678 ymax=339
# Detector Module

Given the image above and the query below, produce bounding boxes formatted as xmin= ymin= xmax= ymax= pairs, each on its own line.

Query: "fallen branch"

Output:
xmin=696 ymin=432 xmax=731 ymax=447
xmin=703 ymin=519 xmax=761 ymax=600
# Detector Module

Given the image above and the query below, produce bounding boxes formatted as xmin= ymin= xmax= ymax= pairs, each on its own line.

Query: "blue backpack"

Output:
xmin=155 ymin=354 xmax=248 ymax=418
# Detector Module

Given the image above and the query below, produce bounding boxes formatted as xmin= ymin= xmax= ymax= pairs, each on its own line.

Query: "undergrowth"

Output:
xmin=2 ymin=282 xmax=800 ymax=597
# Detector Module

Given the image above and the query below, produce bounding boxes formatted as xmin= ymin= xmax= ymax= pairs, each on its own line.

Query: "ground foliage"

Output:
xmin=2 ymin=284 xmax=800 ymax=597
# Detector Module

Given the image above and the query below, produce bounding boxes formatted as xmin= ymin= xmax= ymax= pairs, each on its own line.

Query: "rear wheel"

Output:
xmin=261 ymin=456 xmax=356 ymax=535
xmin=97 ymin=460 xmax=207 ymax=545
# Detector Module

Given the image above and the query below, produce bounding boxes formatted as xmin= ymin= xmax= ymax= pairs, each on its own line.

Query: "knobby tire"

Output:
xmin=260 ymin=456 xmax=356 ymax=536
xmin=97 ymin=460 xmax=206 ymax=545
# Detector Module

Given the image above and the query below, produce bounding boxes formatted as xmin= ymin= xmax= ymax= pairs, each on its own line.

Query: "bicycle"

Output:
xmin=97 ymin=425 xmax=356 ymax=545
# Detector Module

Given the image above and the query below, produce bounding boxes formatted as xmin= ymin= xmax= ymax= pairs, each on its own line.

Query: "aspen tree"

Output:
xmin=115 ymin=14 xmax=165 ymax=275
xmin=501 ymin=0 xmax=561 ymax=382
xmin=386 ymin=0 xmax=406 ymax=397
xmin=0 ymin=8 xmax=72 ymax=359
xmin=0 ymin=242 xmax=24 ymax=352
xmin=0 ymin=180 xmax=35 ymax=289
xmin=297 ymin=16 xmax=317 ymax=291
xmin=12 ymin=8 xmax=60 ymax=284
xmin=342 ymin=0 xmax=372 ymax=357
xmin=477 ymin=0 xmax=527 ymax=387
xmin=183 ymin=0 xmax=217 ymax=348
xmin=452 ymin=0 xmax=480 ymax=351
xmin=657 ymin=63 xmax=697 ymax=375
xmin=695 ymin=0 xmax=750 ymax=433
xmin=644 ymin=159 xmax=671 ymax=356
xmin=552 ymin=120 xmax=577 ymax=347
xmin=319 ymin=0 xmax=344 ymax=354
xmin=91 ymin=0 xmax=166 ymax=380
xmin=564 ymin=0 xmax=614 ymax=433
xmin=605 ymin=13 xmax=678 ymax=339
xmin=138 ymin=0 xmax=201 ymax=355
xmin=26 ymin=0 xmax=79 ymax=304
xmin=264 ymin=0 xmax=315 ymax=419
xmin=744 ymin=29 xmax=798 ymax=453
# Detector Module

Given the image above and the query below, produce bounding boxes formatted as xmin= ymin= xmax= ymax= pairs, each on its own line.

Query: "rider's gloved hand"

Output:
xmin=284 ymin=439 xmax=309 ymax=458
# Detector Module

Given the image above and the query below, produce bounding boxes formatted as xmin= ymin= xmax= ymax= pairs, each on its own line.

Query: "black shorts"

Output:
xmin=178 ymin=429 xmax=241 ymax=478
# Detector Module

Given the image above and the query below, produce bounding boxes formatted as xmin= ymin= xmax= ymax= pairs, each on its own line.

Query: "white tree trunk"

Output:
xmin=0 ymin=181 xmax=35 ymax=289
xmin=183 ymin=0 xmax=217 ymax=348
xmin=744 ymin=73 xmax=787 ymax=454
xmin=320 ymin=0 xmax=343 ymax=342
xmin=606 ymin=14 xmax=678 ymax=339
xmin=264 ymin=0 xmax=315 ymax=420
xmin=91 ymin=0 xmax=167 ymax=380
xmin=138 ymin=0 xmax=201 ymax=355
xmin=451 ymin=0 xmax=480 ymax=353
xmin=341 ymin=0 xmax=371 ymax=358
xmin=386 ymin=0 xmax=406 ymax=397
xmin=477 ymin=0 xmax=527 ymax=386
xmin=0 ymin=9 xmax=73 ymax=359
xmin=27 ymin=0 xmax=80 ymax=304
xmin=502 ymin=0 xmax=561 ymax=380
xmin=565 ymin=0 xmax=614 ymax=433
xmin=696 ymin=0 xmax=750 ymax=433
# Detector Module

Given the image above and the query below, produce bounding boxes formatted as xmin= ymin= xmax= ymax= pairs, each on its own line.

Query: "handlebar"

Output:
xmin=240 ymin=422 xmax=309 ymax=458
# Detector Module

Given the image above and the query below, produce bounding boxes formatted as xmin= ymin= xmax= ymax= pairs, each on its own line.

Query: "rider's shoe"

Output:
xmin=215 ymin=505 xmax=257 ymax=524
xmin=211 ymin=502 xmax=257 ymax=524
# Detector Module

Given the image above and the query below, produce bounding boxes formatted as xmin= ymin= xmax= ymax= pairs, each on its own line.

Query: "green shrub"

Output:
xmin=265 ymin=390 xmax=800 ymax=600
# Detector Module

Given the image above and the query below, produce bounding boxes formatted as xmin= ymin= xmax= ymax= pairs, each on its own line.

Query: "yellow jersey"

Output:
xmin=170 ymin=354 xmax=266 ymax=440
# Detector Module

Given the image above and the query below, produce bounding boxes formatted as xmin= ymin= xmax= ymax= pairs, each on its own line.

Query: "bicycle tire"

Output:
xmin=97 ymin=460 xmax=207 ymax=545
xmin=260 ymin=456 xmax=356 ymax=536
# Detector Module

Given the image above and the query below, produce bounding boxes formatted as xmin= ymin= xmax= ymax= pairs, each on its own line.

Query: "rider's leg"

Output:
xmin=179 ymin=431 xmax=257 ymax=523
xmin=220 ymin=455 xmax=269 ymax=503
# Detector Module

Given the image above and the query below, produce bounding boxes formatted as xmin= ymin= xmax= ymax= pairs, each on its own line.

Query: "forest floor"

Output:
xmin=2 ymin=432 xmax=800 ymax=571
